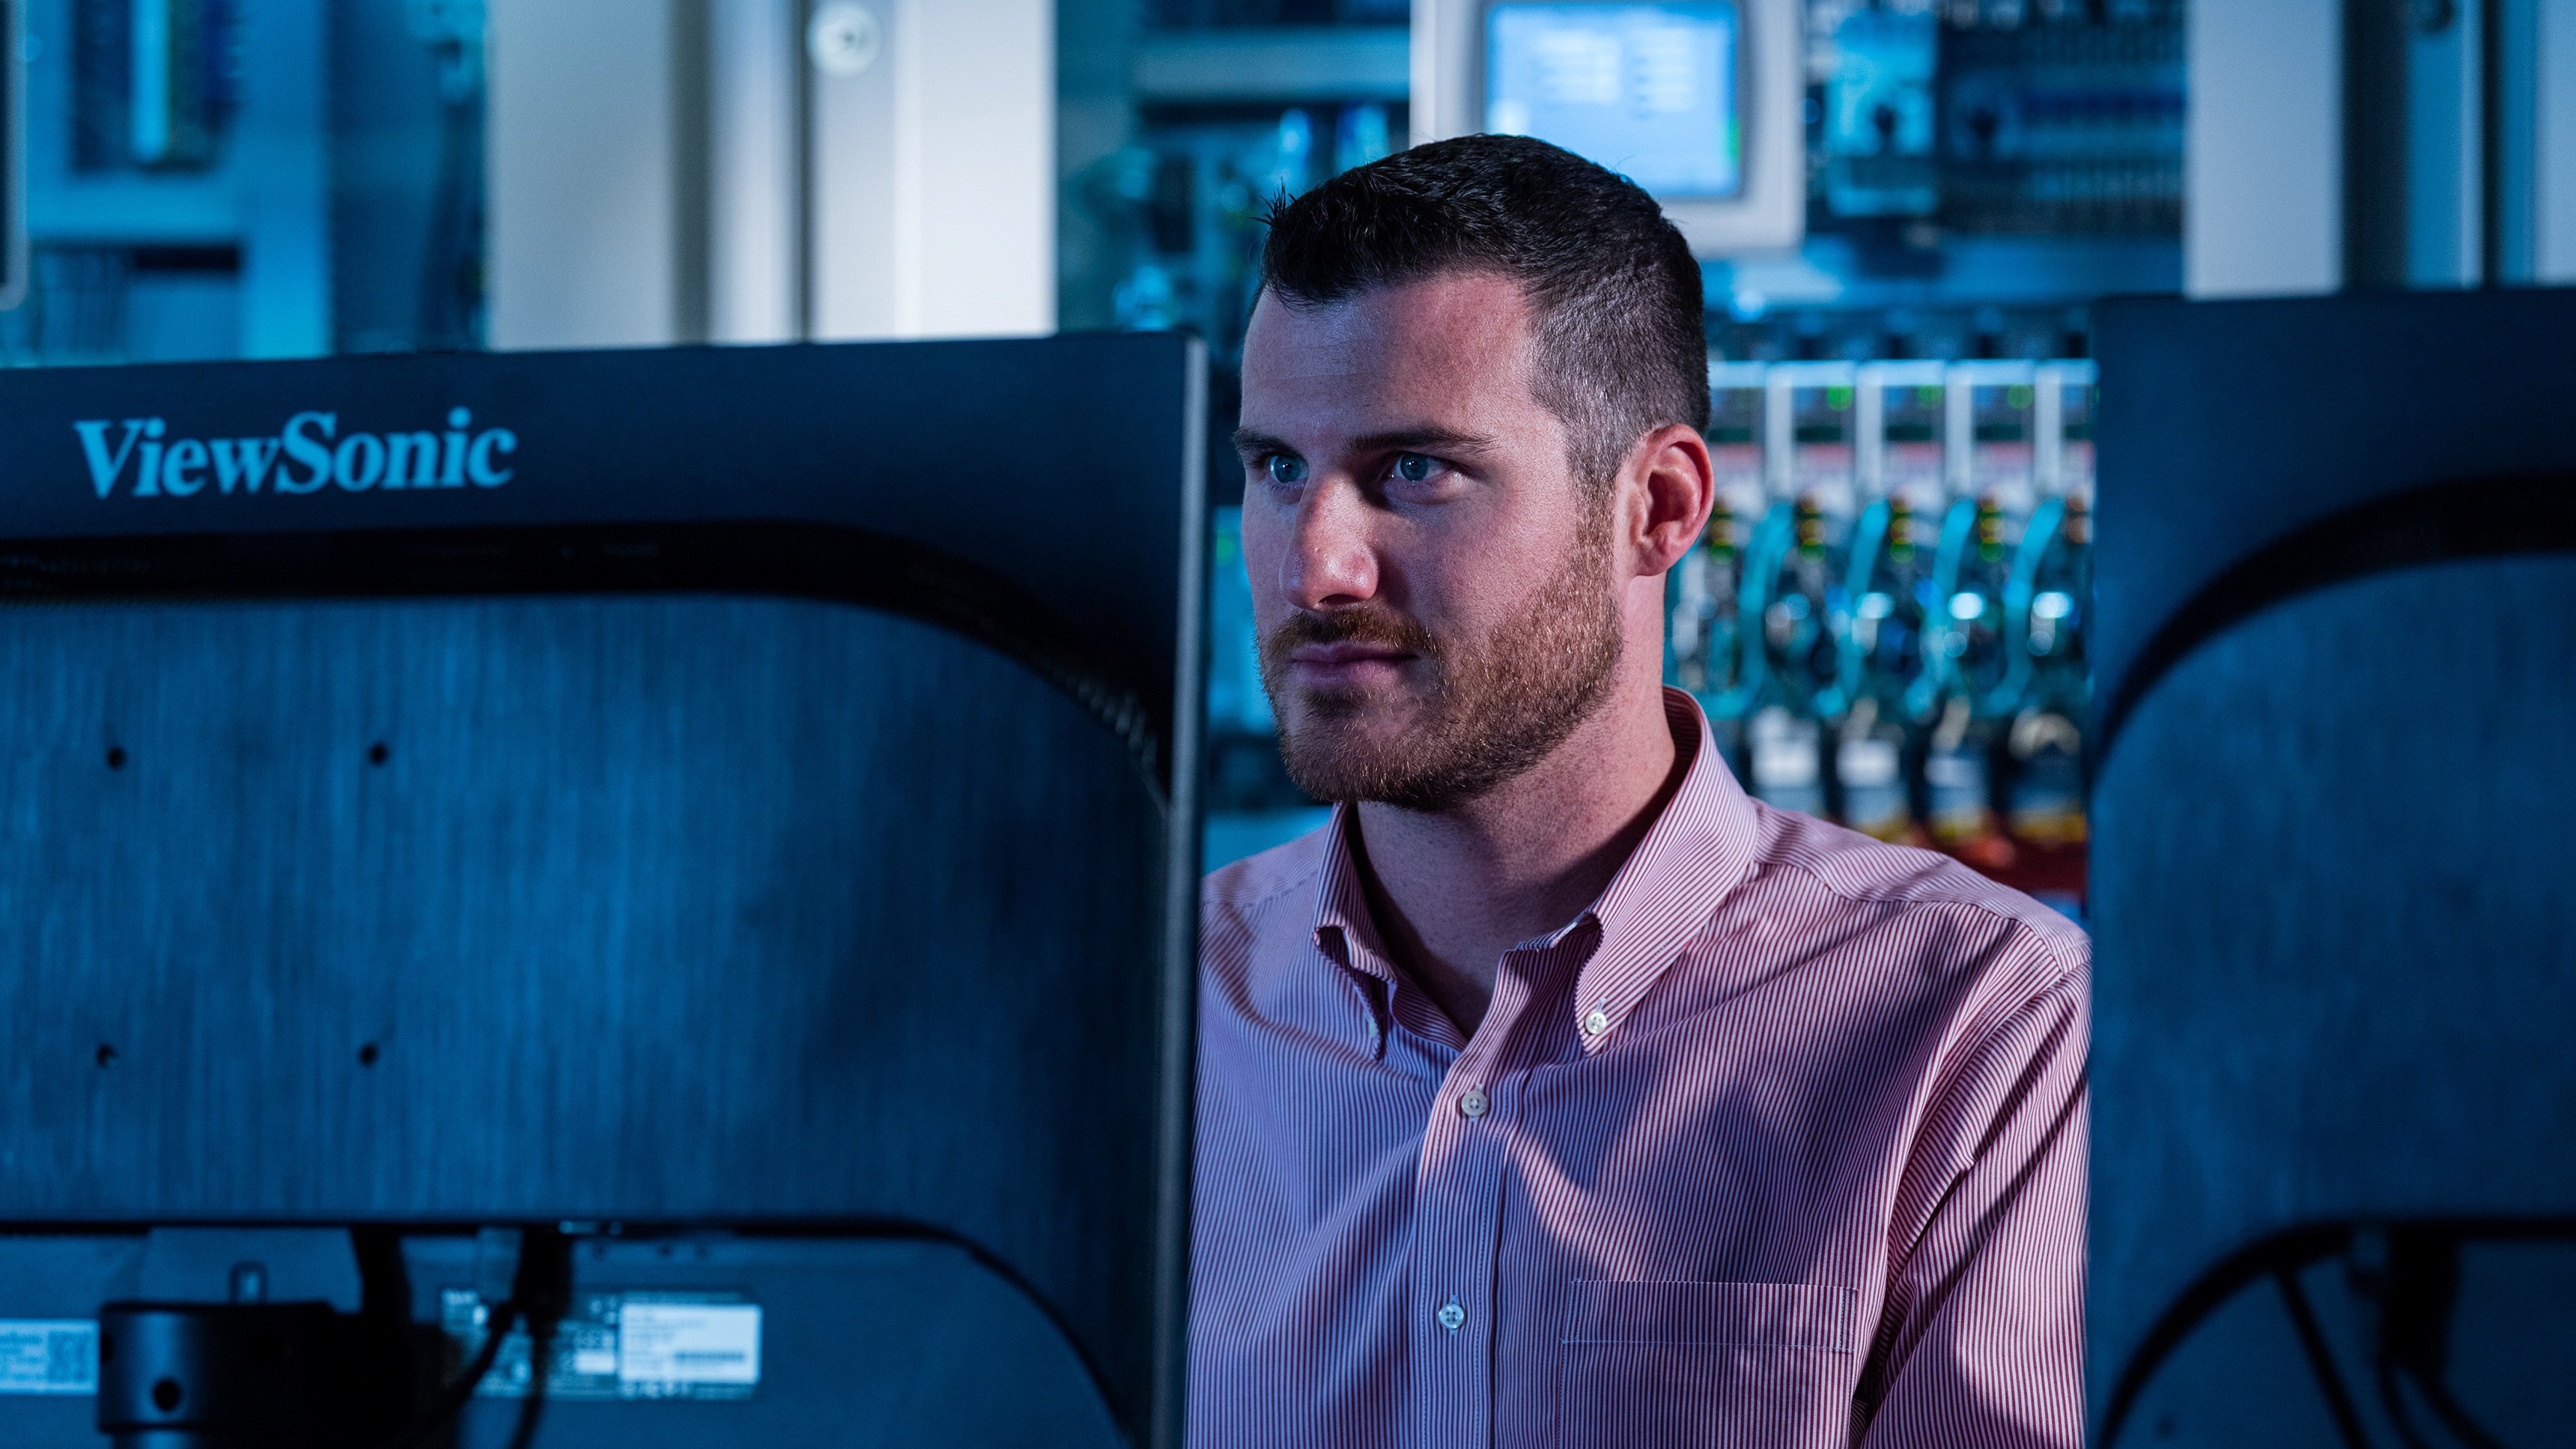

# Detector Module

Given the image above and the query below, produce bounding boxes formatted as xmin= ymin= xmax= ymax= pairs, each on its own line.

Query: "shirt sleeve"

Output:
xmin=1856 ymin=949 xmax=2089 ymax=1449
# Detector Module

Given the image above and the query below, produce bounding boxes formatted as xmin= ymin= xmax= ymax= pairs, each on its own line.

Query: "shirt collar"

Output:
xmin=1310 ymin=798 xmax=1394 ymax=982
xmin=1307 ymin=689 xmax=1761 ymax=1047
xmin=1567 ymin=689 xmax=1761 ymax=1051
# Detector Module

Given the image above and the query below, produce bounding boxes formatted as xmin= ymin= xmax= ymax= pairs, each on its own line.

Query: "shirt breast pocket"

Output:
xmin=1558 ymin=1279 xmax=1856 ymax=1449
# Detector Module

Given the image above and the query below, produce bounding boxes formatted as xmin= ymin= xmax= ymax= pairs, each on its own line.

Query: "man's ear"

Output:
xmin=1626 ymin=422 xmax=1716 ymax=577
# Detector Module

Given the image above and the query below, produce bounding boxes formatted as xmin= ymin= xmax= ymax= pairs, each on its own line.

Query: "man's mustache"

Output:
xmin=1260 ymin=608 xmax=1443 ymax=671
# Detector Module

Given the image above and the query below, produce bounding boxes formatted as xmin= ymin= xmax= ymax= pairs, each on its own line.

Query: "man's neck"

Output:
xmin=1347 ymin=681 xmax=1691 ymax=1036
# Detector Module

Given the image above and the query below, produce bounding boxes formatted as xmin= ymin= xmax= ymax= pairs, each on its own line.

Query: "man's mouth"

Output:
xmin=1284 ymin=641 xmax=1417 ymax=687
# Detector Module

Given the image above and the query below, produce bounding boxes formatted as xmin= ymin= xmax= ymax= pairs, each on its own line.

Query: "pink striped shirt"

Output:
xmin=1191 ymin=690 xmax=2087 ymax=1447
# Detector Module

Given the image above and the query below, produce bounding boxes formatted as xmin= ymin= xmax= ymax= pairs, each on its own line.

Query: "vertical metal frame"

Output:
xmin=1149 ymin=335 xmax=1209 ymax=1449
xmin=2484 ymin=0 xmax=2541 ymax=282
xmin=2345 ymin=0 xmax=2554 ymax=288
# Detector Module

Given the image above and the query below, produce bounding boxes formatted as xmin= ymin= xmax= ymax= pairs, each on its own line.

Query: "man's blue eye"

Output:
xmin=1394 ymin=454 xmax=1434 ymax=482
xmin=1268 ymin=455 xmax=1307 ymax=485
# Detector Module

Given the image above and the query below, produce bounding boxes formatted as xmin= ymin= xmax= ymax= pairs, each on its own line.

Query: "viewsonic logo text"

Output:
xmin=73 ymin=409 xmax=518 ymax=499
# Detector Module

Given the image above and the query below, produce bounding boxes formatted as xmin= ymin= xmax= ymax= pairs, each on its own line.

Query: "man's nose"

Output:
xmin=1280 ymin=481 xmax=1379 ymax=611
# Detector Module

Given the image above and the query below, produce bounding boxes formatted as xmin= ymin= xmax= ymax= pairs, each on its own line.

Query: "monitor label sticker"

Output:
xmin=618 ymin=1299 xmax=764 ymax=1393
xmin=442 ymin=1289 xmax=761 ymax=1401
xmin=0 ymin=1319 xmax=98 ymax=1395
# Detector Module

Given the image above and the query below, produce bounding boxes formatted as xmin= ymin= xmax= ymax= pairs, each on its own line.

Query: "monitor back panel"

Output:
xmin=2089 ymin=291 xmax=2576 ymax=1439
xmin=0 ymin=590 xmax=1164 ymax=1433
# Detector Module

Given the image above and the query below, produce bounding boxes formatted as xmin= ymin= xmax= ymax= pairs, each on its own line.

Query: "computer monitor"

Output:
xmin=0 ymin=335 xmax=1206 ymax=1448
xmin=2089 ymin=290 xmax=2576 ymax=1445
xmin=1415 ymin=0 xmax=1804 ymax=255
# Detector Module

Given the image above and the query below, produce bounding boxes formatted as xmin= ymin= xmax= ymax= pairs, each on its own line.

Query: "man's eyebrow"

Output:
xmin=1230 ymin=425 xmax=1499 ymax=457
xmin=1350 ymin=425 xmax=1496 ymax=455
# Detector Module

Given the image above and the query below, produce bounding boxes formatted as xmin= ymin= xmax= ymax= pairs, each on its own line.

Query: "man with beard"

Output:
xmin=1189 ymin=135 xmax=2086 ymax=1448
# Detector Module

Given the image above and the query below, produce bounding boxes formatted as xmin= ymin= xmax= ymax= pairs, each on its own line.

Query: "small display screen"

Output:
xmin=1485 ymin=1 xmax=1743 ymax=198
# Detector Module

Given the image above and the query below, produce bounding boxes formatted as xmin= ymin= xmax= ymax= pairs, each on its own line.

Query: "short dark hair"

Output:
xmin=1259 ymin=133 xmax=1707 ymax=493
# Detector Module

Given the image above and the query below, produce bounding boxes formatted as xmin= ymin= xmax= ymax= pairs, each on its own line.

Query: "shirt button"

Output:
xmin=1457 ymin=1088 xmax=1489 ymax=1120
xmin=1437 ymin=1299 xmax=1466 ymax=1332
xmin=1583 ymin=1006 xmax=1611 ymax=1036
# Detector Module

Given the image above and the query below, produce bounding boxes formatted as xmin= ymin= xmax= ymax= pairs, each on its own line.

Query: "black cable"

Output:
xmin=371 ymin=1294 xmax=523 ymax=1449
xmin=501 ymin=1228 xmax=575 ymax=1449
xmin=2354 ymin=1229 xmax=2435 ymax=1449
xmin=2378 ymin=1230 xmax=2510 ymax=1449
xmin=350 ymin=1226 xmax=425 ymax=1441
xmin=499 ymin=1315 xmax=557 ymax=1449
xmin=365 ymin=1225 xmax=572 ymax=1449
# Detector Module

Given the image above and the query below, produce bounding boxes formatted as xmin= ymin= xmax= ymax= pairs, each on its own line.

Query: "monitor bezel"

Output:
xmin=1415 ymin=0 xmax=1805 ymax=257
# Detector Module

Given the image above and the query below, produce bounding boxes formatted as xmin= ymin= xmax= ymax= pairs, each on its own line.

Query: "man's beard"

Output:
xmin=1257 ymin=519 xmax=1623 ymax=813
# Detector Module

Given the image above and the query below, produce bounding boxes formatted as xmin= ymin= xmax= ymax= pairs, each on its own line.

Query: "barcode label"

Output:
xmin=619 ymin=1301 xmax=762 ymax=1393
xmin=0 ymin=1320 xmax=97 ymax=1394
xmin=440 ymin=1289 xmax=761 ymax=1402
